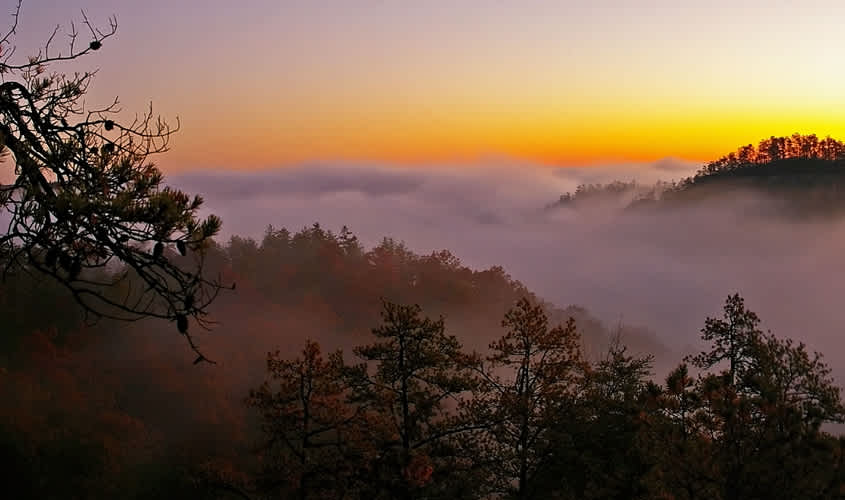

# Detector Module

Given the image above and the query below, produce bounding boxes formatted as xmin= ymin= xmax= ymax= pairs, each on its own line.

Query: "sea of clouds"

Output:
xmin=170 ymin=158 xmax=845 ymax=381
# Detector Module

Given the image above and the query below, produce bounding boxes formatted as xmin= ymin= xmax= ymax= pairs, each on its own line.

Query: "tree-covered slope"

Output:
xmin=549 ymin=134 xmax=845 ymax=216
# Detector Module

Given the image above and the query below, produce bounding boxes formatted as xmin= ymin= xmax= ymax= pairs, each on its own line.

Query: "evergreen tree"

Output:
xmin=467 ymin=298 xmax=585 ymax=499
xmin=349 ymin=300 xmax=476 ymax=499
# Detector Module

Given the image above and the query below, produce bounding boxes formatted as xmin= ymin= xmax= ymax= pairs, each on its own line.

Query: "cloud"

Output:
xmin=551 ymin=157 xmax=701 ymax=186
xmin=173 ymin=164 xmax=426 ymax=201
xmin=168 ymin=158 xmax=845 ymax=383
xmin=169 ymin=158 xmax=701 ymax=237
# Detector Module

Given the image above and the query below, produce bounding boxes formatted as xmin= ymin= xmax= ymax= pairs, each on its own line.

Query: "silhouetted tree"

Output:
xmin=686 ymin=293 xmax=762 ymax=386
xmin=349 ymin=300 xmax=476 ymax=500
xmin=546 ymin=337 xmax=655 ymax=500
xmin=652 ymin=294 xmax=845 ymax=500
xmin=0 ymin=2 xmax=227 ymax=356
xmin=247 ymin=340 xmax=370 ymax=499
xmin=644 ymin=364 xmax=717 ymax=500
xmin=467 ymin=297 xmax=585 ymax=499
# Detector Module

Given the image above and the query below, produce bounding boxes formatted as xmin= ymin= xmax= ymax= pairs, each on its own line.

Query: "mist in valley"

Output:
xmin=170 ymin=158 xmax=845 ymax=385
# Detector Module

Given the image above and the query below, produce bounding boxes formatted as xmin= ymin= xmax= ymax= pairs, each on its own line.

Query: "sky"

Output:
xmin=10 ymin=0 xmax=845 ymax=171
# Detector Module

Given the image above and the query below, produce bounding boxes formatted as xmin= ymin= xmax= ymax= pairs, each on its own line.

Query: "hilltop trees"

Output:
xmin=548 ymin=134 xmax=845 ymax=215
xmin=663 ymin=134 xmax=845 ymax=207
xmin=0 ymin=1 xmax=226 ymax=353
xmin=699 ymin=133 xmax=845 ymax=175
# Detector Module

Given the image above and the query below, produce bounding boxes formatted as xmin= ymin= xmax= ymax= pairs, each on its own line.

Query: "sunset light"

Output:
xmin=5 ymin=2 xmax=845 ymax=498
xmin=15 ymin=1 xmax=845 ymax=170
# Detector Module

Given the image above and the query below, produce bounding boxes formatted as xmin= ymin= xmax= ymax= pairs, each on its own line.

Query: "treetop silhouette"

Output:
xmin=0 ymin=1 xmax=229 ymax=358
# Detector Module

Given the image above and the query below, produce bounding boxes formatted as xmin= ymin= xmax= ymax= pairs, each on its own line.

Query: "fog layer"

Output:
xmin=171 ymin=159 xmax=845 ymax=379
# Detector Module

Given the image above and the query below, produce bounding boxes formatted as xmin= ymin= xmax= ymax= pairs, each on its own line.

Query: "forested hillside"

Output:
xmin=549 ymin=134 xmax=845 ymax=215
xmin=2 ymin=225 xmax=843 ymax=499
xmin=1 ymin=224 xmax=671 ymax=499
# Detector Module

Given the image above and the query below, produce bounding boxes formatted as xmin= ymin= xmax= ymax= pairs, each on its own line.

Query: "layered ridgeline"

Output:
xmin=548 ymin=133 xmax=845 ymax=215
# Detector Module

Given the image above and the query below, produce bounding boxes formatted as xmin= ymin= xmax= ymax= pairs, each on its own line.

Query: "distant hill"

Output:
xmin=549 ymin=133 xmax=845 ymax=216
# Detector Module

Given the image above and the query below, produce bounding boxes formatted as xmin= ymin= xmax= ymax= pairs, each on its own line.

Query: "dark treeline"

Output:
xmin=1 ymin=224 xmax=843 ymax=499
xmin=240 ymin=294 xmax=845 ymax=500
xmin=549 ymin=133 xmax=845 ymax=215
xmin=696 ymin=133 xmax=845 ymax=172
xmin=213 ymin=224 xmax=665 ymax=359
xmin=0 ymin=224 xmax=658 ymax=499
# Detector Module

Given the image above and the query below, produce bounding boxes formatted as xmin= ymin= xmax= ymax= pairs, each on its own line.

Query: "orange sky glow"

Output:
xmin=19 ymin=1 xmax=845 ymax=171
